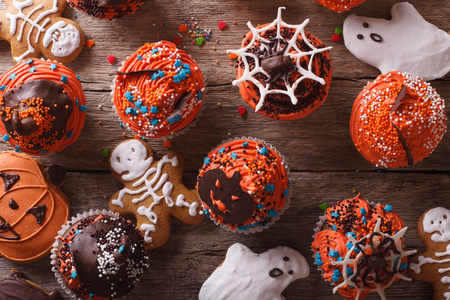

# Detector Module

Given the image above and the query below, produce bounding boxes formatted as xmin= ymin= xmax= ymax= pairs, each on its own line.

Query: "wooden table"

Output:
xmin=0 ymin=0 xmax=448 ymax=299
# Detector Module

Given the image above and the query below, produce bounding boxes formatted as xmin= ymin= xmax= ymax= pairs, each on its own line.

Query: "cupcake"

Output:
xmin=67 ymin=0 xmax=144 ymax=20
xmin=227 ymin=7 xmax=332 ymax=120
xmin=311 ymin=194 xmax=417 ymax=299
xmin=314 ymin=0 xmax=367 ymax=13
xmin=197 ymin=138 xmax=289 ymax=233
xmin=112 ymin=41 xmax=205 ymax=139
xmin=350 ymin=71 xmax=447 ymax=168
xmin=51 ymin=210 xmax=149 ymax=299
xmin=0 ymin=59 xmax=87 ymax=155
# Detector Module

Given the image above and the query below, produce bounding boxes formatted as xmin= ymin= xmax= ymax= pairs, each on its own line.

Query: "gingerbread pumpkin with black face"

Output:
xmin=0 ymin=151 xmax=69 ymax=263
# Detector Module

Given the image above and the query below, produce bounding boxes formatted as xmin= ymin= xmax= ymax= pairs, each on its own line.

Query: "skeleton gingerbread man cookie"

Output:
xmin=410 ymin=207 xmax=450 ymax=300
xmin=109 ymin=139 xmax=204 ymax=248
xmin=0 ymin=0 xmax=85 ymax=64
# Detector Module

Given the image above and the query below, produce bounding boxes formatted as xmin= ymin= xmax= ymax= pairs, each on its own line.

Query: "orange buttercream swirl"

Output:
xmin=350 ymin=71 xmax=447 ymax=168
xmin=68 ymin=0 xmax=144 ymax=20
xmin=198 ymin=139 xmax=289 ymax=230
xmin=314 ymin=0 xmax=367 ymax=13
xmin=113 ymin=41 xmax=205 ymax=139
xmin=0 ymin=59 xmax=86 ymax=155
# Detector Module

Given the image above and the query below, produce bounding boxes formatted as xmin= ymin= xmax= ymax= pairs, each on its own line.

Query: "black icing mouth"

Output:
xmin=269 ymin=268 xmax=284 ymax=278
xmin=0 ymin=215 xmax=20 ymax=240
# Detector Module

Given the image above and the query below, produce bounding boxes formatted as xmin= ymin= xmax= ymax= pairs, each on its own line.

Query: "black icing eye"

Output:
xmin=9 ymin=198 xmax=18 ymax=210
xmin=431 ymin=221 xmax=434 ymax=224
xmin=363 ymin=22 xmax=369 ymax=28
xmin=357 ymin=34 xmax=364 ymax=40
xmin=370 ymin=33 xmax=383 ymax=43
xmin=269 ymin=268 xmax=283 ymax=278
xmin=288 ymin=270 xmax=294 ymax=275
xmin=283 ymin=256 xmax=290 ymax=261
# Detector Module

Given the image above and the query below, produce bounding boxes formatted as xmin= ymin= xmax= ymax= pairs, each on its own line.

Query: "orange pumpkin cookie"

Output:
xmin=0 ymin=151 xmax=69 ymax=263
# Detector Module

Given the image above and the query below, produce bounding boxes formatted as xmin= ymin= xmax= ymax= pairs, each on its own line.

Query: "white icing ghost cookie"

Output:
xmin=409 ymin=207 xmax=450 ymax=300
xmin=0 ymin=0 xmax=85 ymax=64
xmin=343 ymin=2 xmax=450 ymax=81
xmin=109 ymin=139 xmax=204 ymax=249
xmin=199 ymin=243 xmax=310 ymax=300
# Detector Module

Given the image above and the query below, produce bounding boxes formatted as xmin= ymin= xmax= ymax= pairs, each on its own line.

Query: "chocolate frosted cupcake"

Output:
xmin=51 ymin=210 xmax=149 ymax=299
xmin=112 ymin=41 xmax=205 ymax=139
xmin=67 ymin=0 xmax=144 ymax=20
xmin=0 ymin=59 xmax=87 ymax=155
xmin=197 ymin=138 xmax=290 ymax=233
xmin=227 ymin=7 xmax=332 ymax=120
xmin=311 ymin=194 xmax=416 ymax=299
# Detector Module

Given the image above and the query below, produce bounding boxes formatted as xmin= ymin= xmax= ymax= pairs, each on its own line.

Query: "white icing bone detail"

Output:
xmin=6 ymin=0 xmax=59 ymax=62
xmin=43 ymin=21 xmax=80 ymax=57
xmin=226 ymin=7 xmax=332 ymax=112
xmin=331 ymin=218 xmax=416 ymax=300
xmin=423 ymin=207 xmax=450 ymax=243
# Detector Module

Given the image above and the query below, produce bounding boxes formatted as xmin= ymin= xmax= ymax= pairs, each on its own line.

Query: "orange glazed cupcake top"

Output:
xmin=67 ymin=0 xmax=144 ymax=20
xmin=350 ymin=71 xmax=447 ymax=168
xmin=314 ymin=0 xmax=368 ymax=13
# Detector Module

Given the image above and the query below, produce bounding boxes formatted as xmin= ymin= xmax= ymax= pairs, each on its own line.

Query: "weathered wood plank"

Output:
xmin=0 ymin=171 xmax=447 ymax=299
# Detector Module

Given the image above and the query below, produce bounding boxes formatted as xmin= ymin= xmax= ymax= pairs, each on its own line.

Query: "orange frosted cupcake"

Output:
xmin=227 ymin=7 xmax=332 ymax=120
xmin=197 ymin=138 xmax=289 ymax=233
xmin=314 ymin=0 xmax=367 ymax=13
xmin=67 ymin=0 xmax=144 ymax=20
xmin=0 ymin=59 xmax=86 ymax=155
xmin=311 ymin=194 xmax=416 ymax=299
xmin=113 ymin=41 xmax=205 ymax=139
xmin=350 ymin=71 xmax=447 ymax=168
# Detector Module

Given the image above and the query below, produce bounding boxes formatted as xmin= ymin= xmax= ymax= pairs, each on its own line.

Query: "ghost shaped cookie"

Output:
xmin=343 ymin=2 xmax=450 ymax=80
xmin=199 ymin=243 xmax=310 ymax=300
xmin=0 ymin=0 xmax=85 ymax=64
xmin=0 ymin=151 xmax=69 ymax=263
xmin=109 ymin=139 xmax=204 ymax=249
xmin=409 ymin=207 xmax=450 ymax=300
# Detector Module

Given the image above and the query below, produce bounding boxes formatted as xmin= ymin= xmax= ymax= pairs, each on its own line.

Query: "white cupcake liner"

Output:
xmin=110 ymin=51 xmax=207 ymax=142
xmin=50 ymin=209 xmax=118 ymax=300
xmin=199 ymin=136 xmax=291 ymax=234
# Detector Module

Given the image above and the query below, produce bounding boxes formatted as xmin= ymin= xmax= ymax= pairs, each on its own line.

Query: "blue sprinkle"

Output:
xmin=256 ymin=204 xmax=264 ymax=209
xmin=265 ymin=184 xmax=275 ymax=192
xmin=204 ymin=157 xmax=210 ymax=164
xmin=332 ymin=224 xmax=337 ymax=231
xmin=71 ymin=270 xmax=77 ymax=279
xmin=167 ymin=115 xmax=181 ymax=124
xmin=125 ymin=107 xmax=132 ymax=115
xmin=347 ymin=232 xmax=357 ymax=239
xmin=75 ymin=229 xmax=80 ymax=235
xmin=50 ymin=63 xmax=57 ymax=70
xmin=332 ymin=274 xmax=340 ymax=282
xmin=329 ymin=249 xmax=339 ymax=258
xmin=173 ymin=74 xmax=182 ymax=83
xmin=150 ymin=106 xmax=159 ymax=113
xmin=218 ymin=147 xmax=226 ymax=154
xmin=346 ymin=241 xmax=353 ymax=250
xmin=284 ymin=188 xmax=289 ymax=197
xmin=119 ymin=245 xmax=125 ymax=254
xmin=333 ymin=269 xmax=341 ymax=277
xmin=362 ymin=216 xmax=367 ymax=224
xmin=151 ymin=70 xmax=165 ymax=80
xmin=140 ymin=106 xmax=148 ymax=114
xmin=119 ymin=123 xmax=123 ymax=127
xmin=163 ymin=23 xmax=168 ymax=27
xmin=150 ymin=119 xmax=158 ymax=125
xmin=204 ymin=209 xmax=210 ymax=218
xmin=13 ymin=149 xmax=21 ymax=153
xmin=60 ymin=75 xmax=68 ymax=83
xmin=385 ymin=204 xmax=393 ymax=213
xmin=76 ymin=74 xmax=81 ymax=81
xmin=75 ymin=98 xmax=79 ymax=107
xmin=230 ymin=152 xmax=237 ymax=159
xmin=174 ymin=60 xmax=182 ymax=68
xmin=79 ymin=105 xmax=87 ymax=112
xmin=151 ymin=48 xmax=159 ymax=54
xmin=67 ymin=131 xmax=73 ymax=139
xmin=360 ymin=207 xmax=367 ymax=216
xmin=137 ymin=55 xmax=143 ymax=60
xmin=125 ymin=90 xmax=135 ymax=102
xmin=14 ymin=145 xmax=20 ymax=149
xmin=25 ymin=59 xmax=34 ymax=64
xmin=29 ymin=66 xmax=36 ymax=73
xmin=346 ymin=267 xmax=353 ymax=276
xmin=400 ymin=262 xmax=408 ymax=270
xmin=9 ymin=73 xmax=16 ymax=80
xmin=39 ymin=150 xmax=48 ymax=154
xmin=315 ymin=258 xmax=324 ymax=266
xmin=2 ymin=134 xmax=10 ymax=142
xmin=242 ymin=141 xmax=249 ymax=148
xmin=183 ymin=63 xmax=190 ymax=69
xmin=331 ymin=212 xmax=340 ymax=218
xmin=0 ymin=85 xmax=7 ymax=92
xmin=259 ymin=147 xmax=268 ymax=156
xmin=337 ymin=257 xmax=343 ymax=262
xmin=74 ymin=14 xmax=77 ymax=18
xmin=315 ymin=252 xmax=321 ymax=260
xmin=197 ymin=91 xmax=203 ymax=100
xmin=267 ymin=209 xmax=277 ymax=218
xmin=89 ymin=293 xmax=94 ymax=298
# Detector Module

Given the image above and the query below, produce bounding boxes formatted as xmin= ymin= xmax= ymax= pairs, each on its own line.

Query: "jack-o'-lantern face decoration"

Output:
xmin=0 ymin=151 xmax=69 ymax=263
xmin=198 ymin=168 xmax=254 ymax=224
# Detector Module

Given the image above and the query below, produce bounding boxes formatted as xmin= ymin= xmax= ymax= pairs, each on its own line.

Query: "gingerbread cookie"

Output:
xmin=0 ymin=269 xmax=61 ymax=300
xmin=109 ymin=139 xmax=204 ymax=248
xmin=199 ymin=243 xmax=310 ymax=300
xmin=0 ymin=151 xmax=69 ymax=263
xmin=410 ymin=207 xmax=450 ymax=300
xmin=0 ymin=0 xmax=85 ymax=64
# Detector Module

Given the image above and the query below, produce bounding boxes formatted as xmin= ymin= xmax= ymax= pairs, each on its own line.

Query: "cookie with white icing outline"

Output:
xmin=409 ymin=207 xmax=450 ymax=300
xmin=199 ymin=243 xmax=310 ymax=300
xmin=108 ymin=139 xmax=204 ymax=248
xmin=0 ymin=0 xmax=85 ymax=64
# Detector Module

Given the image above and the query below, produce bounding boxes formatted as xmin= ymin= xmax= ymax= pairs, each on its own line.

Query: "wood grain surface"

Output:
xmin=0 ymin=0 xmax=448 ymax=299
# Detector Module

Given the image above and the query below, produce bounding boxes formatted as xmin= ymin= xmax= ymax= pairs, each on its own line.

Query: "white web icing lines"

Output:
xmin=331 ymin=218 xmax=416 ymax=300
xmin=227 ymin=7 xmax=332 ymax=112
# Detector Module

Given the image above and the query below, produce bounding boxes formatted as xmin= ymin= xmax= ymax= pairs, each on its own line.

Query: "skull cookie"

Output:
xmin=0 ymin=0 xmax=85 ymax=64
xmin=0 ymin=151 xmax=69 ymax=263
xmin=199 ymin=243 xmax=310 ymax=300
xmin=109 ymin=139 xmax=204 ymax=249
xmin=409 ymin=207 xmax=450 ymax=300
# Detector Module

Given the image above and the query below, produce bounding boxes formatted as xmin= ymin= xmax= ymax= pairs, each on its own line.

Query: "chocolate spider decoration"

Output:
xmin=351 ymin=232 xmax=400 ymax=287
xmin=256 ymin=38 xmax=296 ymax=84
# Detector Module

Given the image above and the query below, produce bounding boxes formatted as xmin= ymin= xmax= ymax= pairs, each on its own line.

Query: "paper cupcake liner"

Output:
xmin=110 ymin=54 xmax=206 ymax=142
xmin=199 ymin=136 xmax=291 ymax=234
xmin=50 ymin=209 xmax=118 ymax=300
